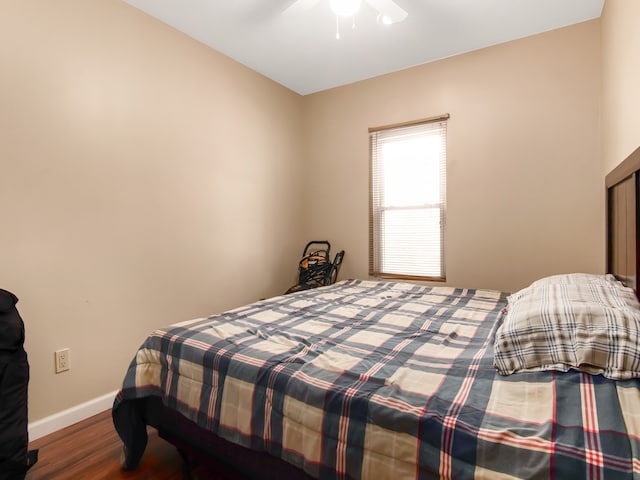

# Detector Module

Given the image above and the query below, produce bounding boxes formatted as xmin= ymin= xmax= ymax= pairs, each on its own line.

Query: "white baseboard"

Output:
xmin=28 ymin=390 xmax=119 ymax=441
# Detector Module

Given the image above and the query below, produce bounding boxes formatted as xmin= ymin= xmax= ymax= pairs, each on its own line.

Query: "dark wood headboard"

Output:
xmin=606 ymin=146 xmax=640 ymax=292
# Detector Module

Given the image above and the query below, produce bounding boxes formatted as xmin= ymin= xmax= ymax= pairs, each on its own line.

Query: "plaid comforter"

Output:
xmin=113 ymin=280 xmax=640 ymax=479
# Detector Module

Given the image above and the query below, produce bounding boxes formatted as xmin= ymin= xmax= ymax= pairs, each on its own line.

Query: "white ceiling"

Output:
xmin=122 ymin=0 xmax=604 ymax=95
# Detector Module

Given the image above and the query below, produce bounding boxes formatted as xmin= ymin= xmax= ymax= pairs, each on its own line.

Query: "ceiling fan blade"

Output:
xmin=282 ymin=0 xmax=322 ymax=15
xmin=365 ymin=0 xmax=408 ymax=23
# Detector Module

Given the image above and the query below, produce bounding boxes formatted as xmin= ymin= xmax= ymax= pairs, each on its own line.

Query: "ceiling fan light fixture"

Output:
xmin=330 ymin=0 xmax=361 ymax=17
xmin=377 ymin=13 xmax=393 ymax=25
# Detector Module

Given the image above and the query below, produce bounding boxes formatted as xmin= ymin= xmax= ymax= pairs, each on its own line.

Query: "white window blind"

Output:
xmin=369 ymin=116 xmax=448 ymax=280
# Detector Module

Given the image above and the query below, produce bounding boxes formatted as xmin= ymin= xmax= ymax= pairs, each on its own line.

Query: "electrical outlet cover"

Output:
xmin=55 ymin=349 xmax=70 ymax=373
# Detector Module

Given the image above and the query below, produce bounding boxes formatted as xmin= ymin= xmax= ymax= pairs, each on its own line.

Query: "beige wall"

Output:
xmin=601 ymin=0 xmax=640 ymax=174
xmin=302 ymin=21 xmax=603 ymax=292
xmin=0 ymin=0 xmax=304 ymax=421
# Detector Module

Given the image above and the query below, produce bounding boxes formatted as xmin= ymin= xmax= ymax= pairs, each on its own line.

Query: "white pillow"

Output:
xmin=529 ymin=273 xmax=621 ymax=288
xmin=508 ymin=273 xmax=629 ymax=305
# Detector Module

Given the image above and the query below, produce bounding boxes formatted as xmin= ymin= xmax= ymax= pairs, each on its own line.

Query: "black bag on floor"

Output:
xmin=0 ymin=289 xmax=38 ymax=480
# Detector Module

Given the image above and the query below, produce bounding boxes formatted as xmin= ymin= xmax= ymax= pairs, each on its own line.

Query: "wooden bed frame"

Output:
xmin=606 ymin=145 xmax=640 ymax=293
xmin=118 ymin=145 xmax=640 ymax=479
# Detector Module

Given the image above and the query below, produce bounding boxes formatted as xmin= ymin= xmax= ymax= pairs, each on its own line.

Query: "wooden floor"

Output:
xmin=25 ymin=409 xmax=227 ymax=480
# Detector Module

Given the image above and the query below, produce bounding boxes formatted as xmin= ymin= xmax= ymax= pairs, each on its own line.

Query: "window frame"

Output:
xmin=368 ymin=114 xmax=449 ymax=282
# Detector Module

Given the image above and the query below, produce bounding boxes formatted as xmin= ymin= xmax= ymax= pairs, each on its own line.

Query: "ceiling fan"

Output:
xmin=283 ymin=0 xmax=408 ymax=38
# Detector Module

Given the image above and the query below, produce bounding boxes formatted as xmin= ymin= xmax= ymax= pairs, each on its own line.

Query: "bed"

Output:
xmin=113 ymin=146 xmax=640 ymax=479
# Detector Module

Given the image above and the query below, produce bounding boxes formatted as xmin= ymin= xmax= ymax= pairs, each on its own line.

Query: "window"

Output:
xmin=369 ymin=115 xmax=448 ymax=281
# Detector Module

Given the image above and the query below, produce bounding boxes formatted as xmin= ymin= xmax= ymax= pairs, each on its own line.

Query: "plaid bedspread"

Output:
xmin=113 ymin=279 xmax=640 ymax=479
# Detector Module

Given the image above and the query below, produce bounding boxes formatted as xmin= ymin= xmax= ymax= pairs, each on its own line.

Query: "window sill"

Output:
xmin=369 ymin=272 xmax=446 ymax=282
